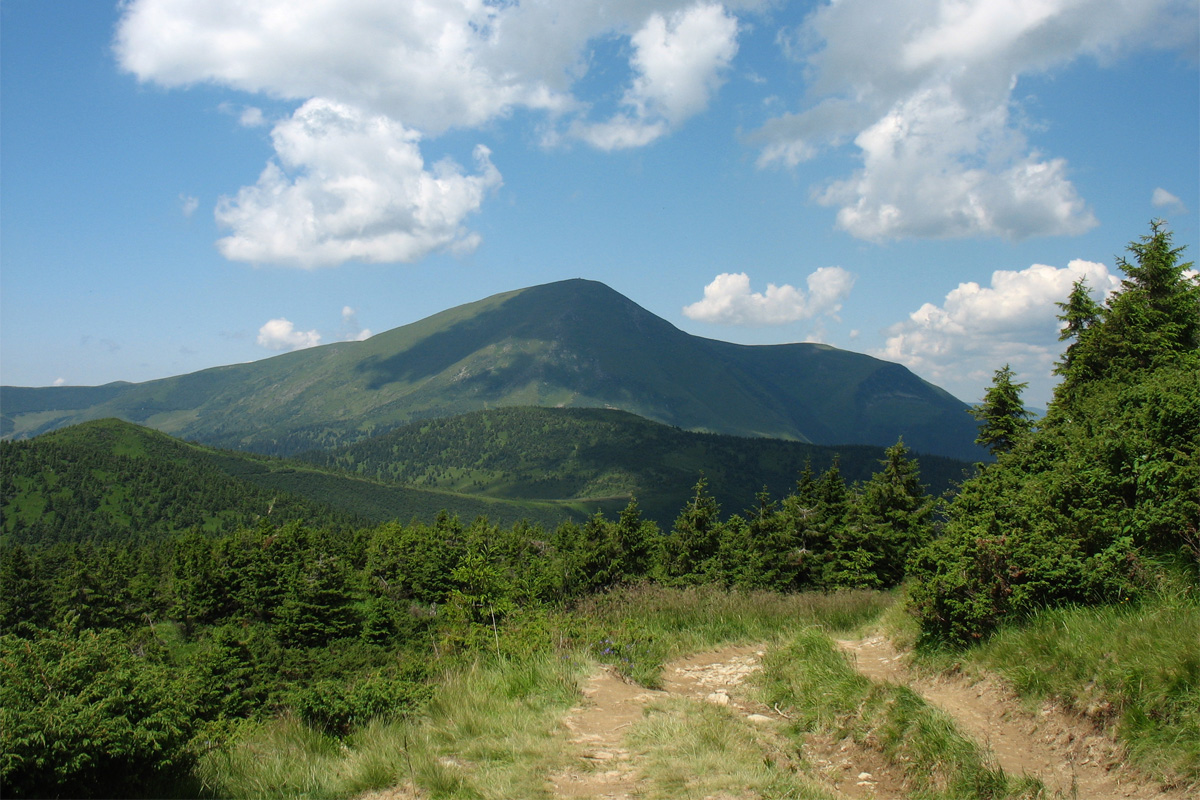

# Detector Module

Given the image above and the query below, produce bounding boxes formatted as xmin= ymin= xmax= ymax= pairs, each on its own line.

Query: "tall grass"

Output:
xmin=198 ymin=650 xmax=591 ymax=799
xmin=965 ymin=579 xmax=1200 ymax=784
xmin=755 ymin=627 xmax=1043 ymax=800
xmin=572 ymin=583 xmax=892 ymax=686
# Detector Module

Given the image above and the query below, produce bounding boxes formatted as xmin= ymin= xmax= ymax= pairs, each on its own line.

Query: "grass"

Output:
xmin=754 ymin=627 xmax=1043 ymax=800
xmin=198 ymin=650 xmax=591 ymax=799
xmin=571 ymin=583 xmax=893 ymax=687
xmin=626 ymin=697 xmax=837 ymax=800
xmin=196 ymin=586 xmax=891 ymax=799
xmin=197 ymin=583 xmax=1195 ymax=799
xmin=961 ymin=578 xmax=1200 ymax=785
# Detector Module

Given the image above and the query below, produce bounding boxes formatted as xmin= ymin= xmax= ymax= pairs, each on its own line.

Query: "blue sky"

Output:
xmin=2 ymin=0 xmax=1196 ymax=407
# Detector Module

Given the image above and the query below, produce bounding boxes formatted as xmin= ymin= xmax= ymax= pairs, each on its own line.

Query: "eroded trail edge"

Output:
xmin=836 ymin=635 xmax=1184 ymax=800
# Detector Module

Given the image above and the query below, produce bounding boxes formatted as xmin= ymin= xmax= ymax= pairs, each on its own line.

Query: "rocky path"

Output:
xmin=836 ymin=635 xmax=1186 ymax=800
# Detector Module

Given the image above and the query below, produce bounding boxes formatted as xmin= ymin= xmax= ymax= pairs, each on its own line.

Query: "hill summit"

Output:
xmin=1 ymin=279 xmax=982 ymax=460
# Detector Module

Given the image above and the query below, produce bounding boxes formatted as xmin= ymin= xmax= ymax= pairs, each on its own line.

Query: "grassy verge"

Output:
xmin=197 ymin=586 xmax=893 ymax=798
xmin=755 ymin=627 xmax=1043 ymax=800
xmin=961 ymin=579 xmax=1199 ymax=785
xmin=197 ymin=650 xmax=591 ymax=799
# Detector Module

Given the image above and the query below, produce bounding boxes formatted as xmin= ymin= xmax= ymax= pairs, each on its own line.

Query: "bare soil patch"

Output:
xmin=836 ymin=635 xmax=1186 ymax=800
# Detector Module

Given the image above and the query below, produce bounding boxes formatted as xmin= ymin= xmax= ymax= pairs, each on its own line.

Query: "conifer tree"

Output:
xmin=1058 ymin=220 xmax=1199 ymax=397
xmin=969 ymin=364 xmax=1033 ymax=457
xmin=1054 ymin=278 xmax=1102 ymax=379
xmin=662 ymin=476 xmax=721 ymax=583
xmin=856 ymin=438 xmax=933 ymax=585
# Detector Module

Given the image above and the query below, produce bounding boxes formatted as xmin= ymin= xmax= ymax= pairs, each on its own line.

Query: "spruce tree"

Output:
xmin=969 ymin=364 xmax=1033 ymax=457
xmin=1054 ymin=278 xmax=1102 ymax=380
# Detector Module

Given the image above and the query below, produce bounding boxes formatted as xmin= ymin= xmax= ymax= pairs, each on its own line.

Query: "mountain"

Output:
xmin=0 ymin=419 xmax=590 ymax=545
xmin=299 ymin=406 xmax=973 ymax=525
xmin=1 ymin=279 xmax=983 ymax=461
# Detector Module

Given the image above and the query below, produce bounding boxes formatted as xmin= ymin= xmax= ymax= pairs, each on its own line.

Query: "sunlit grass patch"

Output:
xmin=627 ymin=697 xmax=836 ymax=800
xmin=197 ymin=650 xmax=590 ymax=800
xmin=965 ymin=581 xmax=1200 ymax=784
xmin=755 ymin=627 xmax=1042 ymax=800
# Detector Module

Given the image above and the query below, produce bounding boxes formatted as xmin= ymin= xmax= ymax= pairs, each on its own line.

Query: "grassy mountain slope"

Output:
xmin=0 ymin=419 xmax=588 ymax=545
xmin=301 ymin=406 xmax=972 ymax=525
xmin=1 ymin=280 xmax=984 ymax=460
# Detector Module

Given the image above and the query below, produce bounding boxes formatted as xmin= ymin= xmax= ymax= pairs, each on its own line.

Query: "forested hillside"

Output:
xmin=3 ymin=439 xmax=937 ymax=797
xmin=299 ymin=406 xmax=971 ymax=525
xmin=0 ymin=419 xmax=591 ymax=545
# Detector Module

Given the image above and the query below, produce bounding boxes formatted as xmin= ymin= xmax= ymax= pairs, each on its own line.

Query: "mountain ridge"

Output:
xmin=1 ymin=279 xmax=984 ymax=461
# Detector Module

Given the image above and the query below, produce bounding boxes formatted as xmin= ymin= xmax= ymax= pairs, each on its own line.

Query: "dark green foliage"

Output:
xmin=0 ymin=545 xmax=52 ymax=636
xmin=1061 ymin=221 xmax=1199 ymax=392
xmin=0 ymin=628 xmax=199 ymax=799
xmin=0 ymin=420 xmax=361 ymax=545
xmin=910 ymin=223 xmax=1200 ymax=646
xmin=968 ymin=364 xmax=1033 ymax=456
xmin=661 ymin=478 xmax=723 ymax=584
xmin=300 ymin=405 xmax=971 ymax=528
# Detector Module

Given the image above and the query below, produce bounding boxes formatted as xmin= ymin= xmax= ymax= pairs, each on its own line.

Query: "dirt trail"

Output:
xmin=366 ymin=637 xmax=1184 ymax=799
xmin=836 ymin=635 xmax=1186 ymax=800
xmin=549 ymin=644 xmax=781 ymax=799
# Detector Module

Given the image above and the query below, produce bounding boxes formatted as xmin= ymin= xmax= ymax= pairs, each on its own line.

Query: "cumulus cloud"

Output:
xmin=573 ymin=3 xmax=740 ymax=150
xmin=115 ymin=0 xmax=761 ymax=137
xmin=1152 ymin=187 xmax=1185 ymax=210
xmin=114 ymin=0 xmax=768 ymax=265
xmin=683 ymin=267 xmax=855 ymax=325
xmin=755 ymin=0 xmax=1197 ymax=240
xmin=879 ymin=259 xmax=1121 ymax=402
xmin=214 ymin=98 xmax=502 ymax=267
xmin=257 ymin=318 xmax=322 ymax=351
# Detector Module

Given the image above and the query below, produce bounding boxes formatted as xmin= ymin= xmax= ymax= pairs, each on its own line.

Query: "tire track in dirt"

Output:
xmin=836 ymin=635 xmax=1187 ymax=800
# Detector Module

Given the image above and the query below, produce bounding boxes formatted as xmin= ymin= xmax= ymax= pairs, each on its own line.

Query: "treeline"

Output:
xmin=1 ymin=438 xmax=933 ymax=798
xmin=908 ymin=221 xmax=1199 ymax=644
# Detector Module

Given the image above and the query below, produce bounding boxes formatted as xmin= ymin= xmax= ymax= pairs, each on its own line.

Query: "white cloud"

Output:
xmin=754 ymin=0 xmax=1197 ymax=240
xmin=179 ymin=193 xmax=199 ymax=217
xmin=1152 ymin=187 xmax=1185 ymax=209
xmin=683 ymin=267 xmax=855 ymax=325
xmin=257 ymin=318 xmax=322 ymax=351
xmin=571 ymin=4 xmax=740 ymax=150
xmin=53 ymin=377 xmax=67 ymax=387
xmin=239 ymin=106 xmax=266 ymax=128
xmin=214 ymin=98 xmax=502 ymax=267
xmin=115 ymin=0 xmax=767 ymax=265
xmin=879 ymin=259 xmax=1121 ymax=402
xmin=341 ymin=306 xmax=372 ymax=341
xmin=115 ymin=0 xmax=762 ymax=137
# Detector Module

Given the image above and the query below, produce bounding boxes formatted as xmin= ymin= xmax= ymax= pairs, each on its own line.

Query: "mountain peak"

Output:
xmin=2 ymin=280 xmax=983 ymax=461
